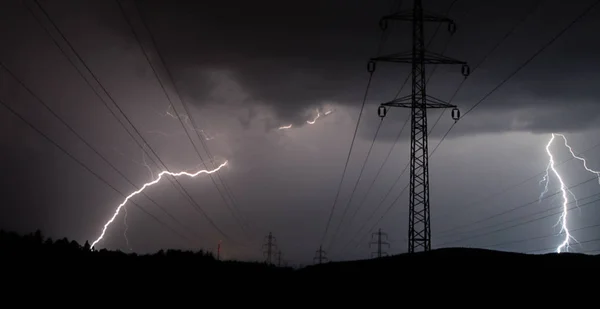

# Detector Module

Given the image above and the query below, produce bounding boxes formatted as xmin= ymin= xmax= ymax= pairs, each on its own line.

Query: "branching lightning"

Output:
xmin=140 ymin=150 xmax=155 ymax=180
xmin=151 ymin=104 xmax=216 ymax=141
xmin=122 ymin=205 xmax=133 ymax=251
xmin=306 ymin=109 xmax=320 ymax=124
xmin=90 ymin=160 xmax=229 ymax=250
xmin=540 ymin=134 xmax=574 ymax=253
xmin=539 ymin=133 xmax=600 ymax=253
xmin=122 ymin=150 xmax=156 ymax=251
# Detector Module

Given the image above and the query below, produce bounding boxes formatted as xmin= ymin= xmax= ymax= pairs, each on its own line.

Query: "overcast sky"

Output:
xmin=1 ymin=0 xmax=600 ymax=266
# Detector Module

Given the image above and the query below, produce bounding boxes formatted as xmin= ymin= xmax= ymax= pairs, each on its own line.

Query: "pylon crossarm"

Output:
xmin=379 ymin=11 xmax=454 ymax=24
xmin=380 ymin=11 xmax=413 ymax=23
xmin=370 ymin=51 xmax=413 ymax=64
xmin=423 ymin=50 xmax=467 ymax=65
xmin=371 ymin=50 xmax=468 ymax=66
xmin=422 ymin=10 xmax=455 ymax=24
xmin=381 ymin=94 xmax=457 ymax=109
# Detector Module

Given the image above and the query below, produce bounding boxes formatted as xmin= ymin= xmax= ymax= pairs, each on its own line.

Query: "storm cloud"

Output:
xmin=1 ymin=0 xmax=600 ymax=264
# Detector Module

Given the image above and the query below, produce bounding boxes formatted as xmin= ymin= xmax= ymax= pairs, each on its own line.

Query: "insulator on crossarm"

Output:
xmin=379 ymin=18 xmax=388 ymax=31
xmin=378 ymin=105 xmax=387 ymax=118
xmin=448 ymin=22 xmax=456 ymax=35
xmin=451 ymin=108 xmax=460 ymax=121
xmin=367 ymin=60 xmax=376 ymax=73
xmin=461 ymin=64 xmax=470 ymax=77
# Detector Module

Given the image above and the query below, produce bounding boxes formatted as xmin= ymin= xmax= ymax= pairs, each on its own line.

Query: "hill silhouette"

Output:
xmin=2 ymin=229 xmax=598 ymax=279
xmin=0 ymin=229 xmax=293 ymax=279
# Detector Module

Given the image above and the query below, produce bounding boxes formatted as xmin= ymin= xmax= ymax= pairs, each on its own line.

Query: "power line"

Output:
xmin=369 ymin=228 xmax=390 ymax=258
xmin=336 ymin=167 xmax=410 ymax=257
xmin=23 ymin=0 xmax=219 ymax=242
xmin=437 ymin=153 xmax=600 ymax=238
xmin=338 ymin=110 xmax=464 ymax=256
xmin=438 ymin=136 xmax=600 ymax=235
xmin=262 ymin=232 xmax=277 ymax=265
xmin=28 ymin=0 xmax=232 ymax=241
xmin=440 ymin=189 xmax=600 ymax=243
xmin=329 ymin=0 xmax=461 ymax=253
xmin=342 ymin=113 xmax=410 ymax=244
xmin=319 ymin=30 xmax=388 ymax=246
xmin=526 ymin=237 xmax=600 ymax=254
xmin=370 ymin=0 xmax=472 ymax=253
xmin=429 ymin=0 xmax=600 ymax=158
xmin=115 ymin=0 xmax=249 ymax=237
xmin=362 ymin=0 xmax=597 ymax=250
xmin=462 ymin=0 xmax=600 ymax=118
xmin=481 ymin=222 xmax=600 ymax=251
xmin=132 ymin=0 xmax=252 ymax=235
xmin=327 ymin=118 xmax=384 ymax=250
xmin=313 ymin=245 xmax=329 ymax=264
xmin=428 ymin=0 xmax=544 ymax=135
xmin=0 ymin=61 xmax=199 ymax=240
xmin=0 ymin=97 xmax=193 ymax=246
xmin=437 ymin=189 xmax=600 ymax=247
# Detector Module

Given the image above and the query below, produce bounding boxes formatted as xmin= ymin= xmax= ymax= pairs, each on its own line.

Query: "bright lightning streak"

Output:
xmin=277 ymin=108 xmax=333 ymax=130
xmin=557 ymin=133 xmax=600 ymax=184
xmin=306 ymin=109 xmax=320 ymax=124
xmin=540 ymin=134 xmax=573 ymax=253
xmin=90 ymin=160 xmax=229 ymax=250
xmin=539 ymin=133 xmax=593 ymax=253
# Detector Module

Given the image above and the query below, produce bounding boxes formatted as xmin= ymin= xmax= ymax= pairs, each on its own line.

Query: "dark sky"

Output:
xmin=1 ymin=0 xmax=600 ymax=265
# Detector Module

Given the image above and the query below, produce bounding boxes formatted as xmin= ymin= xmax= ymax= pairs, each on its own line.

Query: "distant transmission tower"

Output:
xmin=276 ymin=249 xmax=283 ymax=267
xmin=262 ymin=232 xmax=278 ymax=265
xmin=372 ymin=0 xmax=470 ymax=253
xmin=369 ymin=228 xmax=390 ymax=258
xmin=217 ymin=240 xmax=222 ymax=261
xmin=313 ymin=245 xmax=329 ymax=264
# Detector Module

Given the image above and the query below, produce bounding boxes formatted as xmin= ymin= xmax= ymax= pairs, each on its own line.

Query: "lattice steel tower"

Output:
xmin=371 ymin=0 xmax=470 ymax=253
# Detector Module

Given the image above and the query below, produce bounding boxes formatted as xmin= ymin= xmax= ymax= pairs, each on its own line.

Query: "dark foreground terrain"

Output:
xmin=2 ymin=229 xmax=598 ymax=290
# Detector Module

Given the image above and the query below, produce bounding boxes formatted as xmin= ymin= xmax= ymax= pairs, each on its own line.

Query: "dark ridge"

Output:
xmin=2 ymin=229 xmax=598 ymax=279
xmin=299 ymin=247 xmax=599 ymax=274
xmin=0 ymin=229 xmax=293 ymax=278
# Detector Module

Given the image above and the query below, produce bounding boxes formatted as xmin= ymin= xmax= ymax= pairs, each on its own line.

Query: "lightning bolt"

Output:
xmin=123 ymin=205 xmax=132 ymax=251
xmin=538 ymin=133 xmax=600 ymax=253
xmin=90 ymin=160 xmax=229 ymax=250
xmin=306 ymin=109 xmax=320 ymax=124
xmin=277 ymin=109 xmax=333 ymax=130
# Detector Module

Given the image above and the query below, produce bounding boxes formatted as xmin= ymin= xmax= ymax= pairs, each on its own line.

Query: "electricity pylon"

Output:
xmin=276 ymin=249 xmax=283 ymax=267
xmin=262 ymin=232 xmax=277 ymax=265
xmin=371 ymin=0 xmax=470 ymax=253
xmin=313 ymin=245 xmax=329 ymax=264
xmin=369 ymin=228 xmax=390 ymax=258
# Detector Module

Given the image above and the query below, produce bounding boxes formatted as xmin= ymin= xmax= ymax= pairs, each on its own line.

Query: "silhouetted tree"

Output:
xmin=33 ymin=229 xmax=43 ymax=244
xmin=0 ymin=229 xmax=296 ymax=275
xmin=83 ymin=241 xmax=90 ymax=252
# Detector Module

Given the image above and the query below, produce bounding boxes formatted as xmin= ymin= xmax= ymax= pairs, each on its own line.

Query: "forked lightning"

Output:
xmin=90 ymin=161 xmax=228 ymax=249
xmin=539 ymin=133 xmax=600 ymax=253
